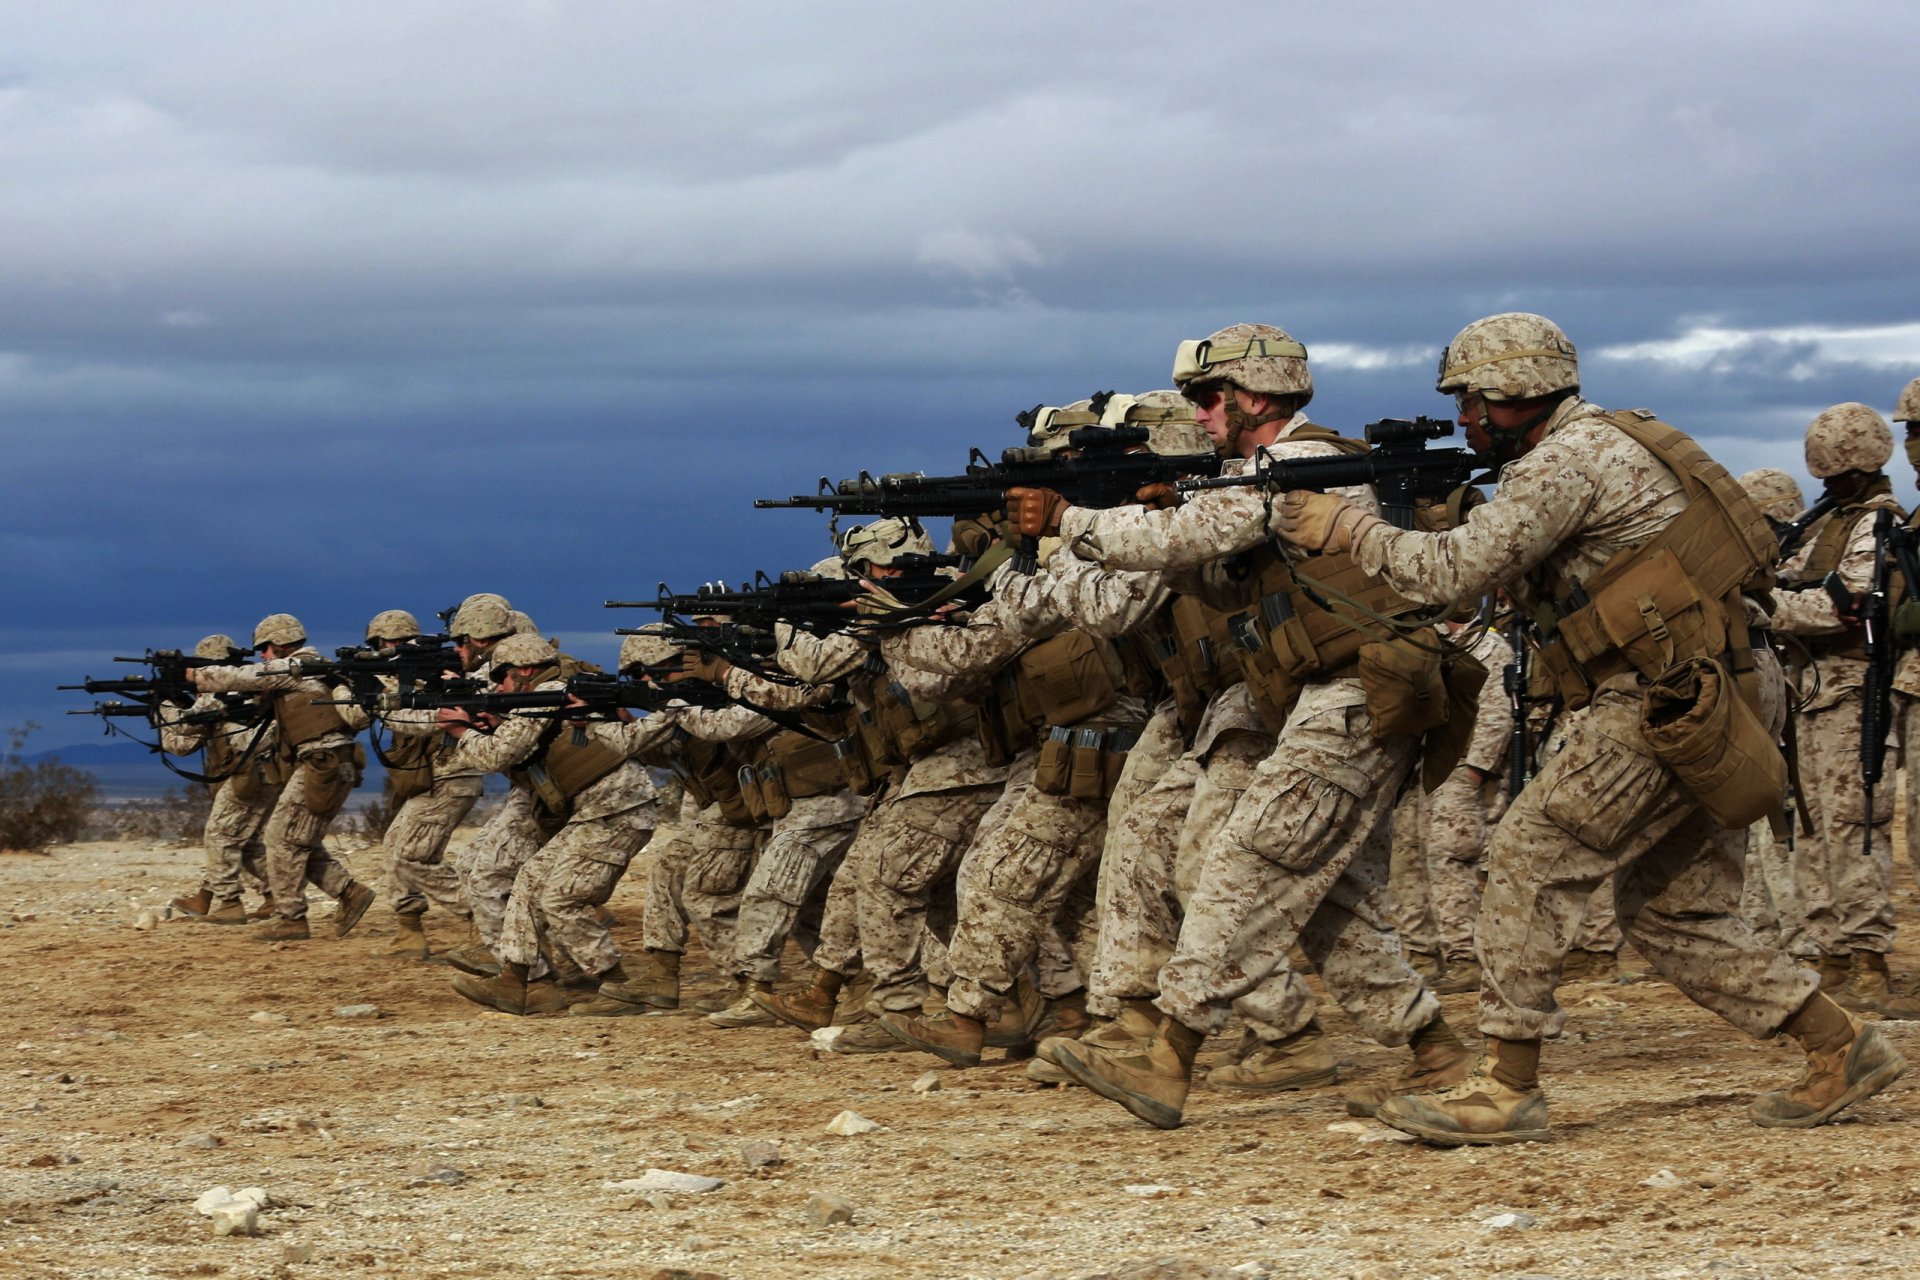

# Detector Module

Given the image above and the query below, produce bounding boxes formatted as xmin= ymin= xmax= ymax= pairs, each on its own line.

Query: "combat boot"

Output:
xmin=384 ymin=913 xmax=431 ymax=961
xmin=751 ymin=968 xmax=845 ymax=1031
xmin=1751 ymin=991 xmax=1907 ymax=1127
xmin=1346 ymin=1014 xmax=1473 ymax=1116
xmin=833 ymin=971 xmax=877 ymax=1025
xmin=878 ymin=1009 xmax=985 ymax=1067
xmin=251 ymin=916 xmax=311 ymax=943
xmin=1375 ymin=1037 xmax=1550 ymax=1146
xmin=825 ymin=1015 xmax=908 ymax=1054
xmin=1817 ymin=953 xmax=1851 ymax=991
xmin=693 ymin=978 xmax=748 ymax=1015
xmin=333 ymin=883 xmax=376 ymax=939
xmin=1407 ymin=946 xmax=1445 ymax=983
xmin=983 ymin=977 xmax=1048 ymax=1050
xmin=1433 ymin=959 xmax=1482 ymax=996
xmin=1050 ymin=1019 xmax=1205 ymax=1129
xmin=1042 ymin=997 xmax=1162 ymax=1073
xmin=1205 ymin=1019 xmax=1339 ymax=1094
xmin=246 ymin=896 xmax=276 ymax=922
xmin=452 ymin=962 xmax=571 ymax=1016
xmin=709 ymin=980 xmax=780 ymax=1028
xmin=170 ymin=888 xmax=212 ymax=917
xmin=1837 ymin=952 xmax=1920 ymax=1020
xmin=199 ymin=899 xmax=248 ymax=926
xmin=1031 ymin=991 xmax=1091 ymax=1042
xmin=569 ymin=949 xmax=680 ymax=1016
xmin=441 ymin=923 xmax=503 ymax=978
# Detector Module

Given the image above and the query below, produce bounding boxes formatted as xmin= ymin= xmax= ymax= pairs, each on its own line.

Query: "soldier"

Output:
xmin=1272 ymin=313 xmax=1902 ymax=1143
xmin=353 ymin=609 xmax=483 ymax=961
xmin=1013 ymin=325 xmax=1469 ymax=1129
xmin=1892 ymin=379 xmax=1920 ymax=890
xmin=190 ymin=614 xmax=376 ymax=942
xmin=441 ymin=633 xmax=657 ymax=1015
xmin=1770 ymin=405 xmax=1918 ymax=1017
xmin=160 ymin=634 xmax=279 ymax=924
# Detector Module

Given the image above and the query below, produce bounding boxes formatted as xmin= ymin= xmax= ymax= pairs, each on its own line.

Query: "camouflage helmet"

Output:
xmin=619 ymin=629 xmax=680 ymax=673
xmin=449 ymin=595 xmax=514 ymax=640
xmin=840 ymin=517 xmax=934 ymax=570
xmin=365 ymin=609 xmax=421 ymax=644
xmin=805 ymin=554 xmax=848 ymax=579
xmin=194 ymin=633 xmax=244 ymax=661
xmin=488 ymin=633 xmax=557 ymax=678
xmin=507 ymin=610 xmax=538 ymax=636
xmin=251 ymin=613 xmax=307 ymax=649
xmin=1436 ymin=313 xmax=1579 ymax=401
xmin=1171 ymin=323 xmax=1313 ymax=404
xmin=1736 ymin=468 xmax=1805 ymax=524
xmin=1019 ymin=399 xmax=1100 ymax=455
xmin=1895 ymin=377 xmax=1920 ymax=424
xmin=1805 ymin=402 xmax=1894 ymax=478
xmin=1111 ymin=388 xmax=1209 ymax=454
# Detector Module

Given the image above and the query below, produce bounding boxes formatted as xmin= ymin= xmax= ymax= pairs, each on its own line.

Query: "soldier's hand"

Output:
xmin=1135 ymin=482 xmax=1179 ymax=511
xmin=1274 ymin=490 xmax=1380 ymax=553
xmin=672 ymin=651 xmax=729 ymax=683
xmin=1007 ymin=486 xmax=1068 ymax=537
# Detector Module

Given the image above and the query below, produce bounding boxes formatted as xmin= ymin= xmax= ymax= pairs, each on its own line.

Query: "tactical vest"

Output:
xmin=509 ymin=720 xmax=628 ymax=827
xmin=205 ymin=717 xmax=277 ymax=800
xmin=1779 ymin=483 xmax=1903 ymax=660
xmin=977 ymin=629 xmax=1150 ymax=762
xmin=671 ymin=733 xmax=756 ymax=827
xmin=1145 ymin=595 xmax=1250 ymax=733
xmin=1521 ymin=410 xmax=1777 ymax=710
xmin=736 ymin=720 xmax=846 ymax=820
xmin=273 ymin=691 xmax=352 ymax=749
xmin=846 ymin=651 xmax=975 ymax=773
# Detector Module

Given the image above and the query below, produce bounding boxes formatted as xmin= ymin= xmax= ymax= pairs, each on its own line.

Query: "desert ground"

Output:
xmin=4 ymin=831 xmax=1918 ymax=1280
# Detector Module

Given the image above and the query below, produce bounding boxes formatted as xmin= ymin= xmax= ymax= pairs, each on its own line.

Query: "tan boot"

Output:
xmin=709 ymin=980 xmax=780 ymax=1028
xmin=442 ymin=923 xmax=503 ymax=978
xmin=246 ymin=897 xmax=276 ymax=922
xmin=1375 ymin=1038 xmax=1550 ymax=1146
xmin=1817 ymin=953 xmax=1852 ymax=991
xmin=1049 ymin=1019 xmax=1204 ymax=1129
xmin=1346 ymin=1014 xmax=1473 ymax=1116
xmin=878 ymin=1010 xmax=985 ymax=1067
xmin=833 ymin=971 xmax=877 ymax=1025
xmin=693 ymin=978 xmax=747 ymax=1015
xmin=751 ymin=968 xmax=845 ymax=1031
xmin=568 ymin=949 xmax=680 ymax=1015
xmin=1433 ymin=959 xmax=1482 ymax=996
xmin=333 ymin=883 xmax=376 ymax=939
xmin=451 ymin=962 xmax=571 ymax=1016
xmin=1564 ymin=949 xmax=1619 ymax=983
xmin=983 ymin=977 xmax=1048 ymax=1049
xmin=250 ymin=916 xmax=311 ymax=943
xmin=1205 ymin=1019 xmax=1339 ymax=1094
xmin=170 ymin=888 xmax=212 ymax=917
xmin=199 ymin=899 xmax=248 ymax=926
xmin=1043 ymin=997 xmax=1161 ymax=1070
xmin=1752 ymin=991 xmax=1907 ymax=1127
xmin=825 ymin=1016 xmax=908 ymax=1054
xmin=1032 ymin=991 xmax=1092 ymax=1042
xmin=1837 ymin=952 xmax=1920 ymax=1019
xmin=384 ymin=913 xmax=431 ymax=961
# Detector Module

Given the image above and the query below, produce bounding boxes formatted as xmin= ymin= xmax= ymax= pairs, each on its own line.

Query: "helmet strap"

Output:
xmin=1223 ymin=390 xmax=1293 ymax=457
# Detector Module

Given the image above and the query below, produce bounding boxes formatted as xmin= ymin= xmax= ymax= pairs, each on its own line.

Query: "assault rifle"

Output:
xmin=59 ymin=648 xmax=252 ymax=709
xmin=754 ymin=425 xmax=1221 ymax=521
xmin=610 ymin=555 xmax=977 ymax=634
xmin=1175 ymin=417 xmax=1492 ymax=529
xmin=614 ymin=620 xmax=782 ymax=670
xmin=374 ymin=672 xmax=730 ymax=718
xmin=294 ymin=639 xmax=477 ymax=708
xmin=70 ymin=691 xmax=264 ymax=728
xmin=1825 ymin=508 xmax=1897 ymax=858
xmin=1499 ymin=615 xmax=1559 ymax=799
xmin=1775 ymin=494 xmax=1839 ymax=556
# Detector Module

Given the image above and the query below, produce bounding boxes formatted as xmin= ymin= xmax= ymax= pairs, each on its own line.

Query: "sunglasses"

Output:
xmin=1181 ymin=380 xmax=1227 ymax=411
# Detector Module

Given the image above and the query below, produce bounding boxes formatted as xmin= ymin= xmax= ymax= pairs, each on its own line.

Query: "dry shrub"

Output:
xmin=0 ymin=724 xmax=101 ymax=852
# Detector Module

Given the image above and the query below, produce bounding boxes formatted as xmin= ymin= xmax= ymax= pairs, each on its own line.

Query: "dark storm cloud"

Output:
xmin=7 ymin=1 xmax=1920 ymax=743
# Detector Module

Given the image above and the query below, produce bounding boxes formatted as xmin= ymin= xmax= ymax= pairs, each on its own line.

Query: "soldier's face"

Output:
xmin=1183 ymin=381 xmax=1229 ymax=448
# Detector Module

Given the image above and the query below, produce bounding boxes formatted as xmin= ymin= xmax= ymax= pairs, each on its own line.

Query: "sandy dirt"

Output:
xmin=4 ymin=834 xmax=1920 ymax=1280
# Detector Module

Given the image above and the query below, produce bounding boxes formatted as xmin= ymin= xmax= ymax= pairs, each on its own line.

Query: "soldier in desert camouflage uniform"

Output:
xmin=1892 ymin=379 xmax=1920 ymax=893
xmin=1274 ymin=313 xmax=1902 ymax=1143
xmin=1769 ymin=405 xmax=1919 ymax=1018
xmin=191 ymin=614 xmax=377 ymax=943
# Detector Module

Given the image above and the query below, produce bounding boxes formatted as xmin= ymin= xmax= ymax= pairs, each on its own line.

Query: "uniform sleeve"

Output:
xmin=723 ymin=664 xmax=838 ymax=711
xmin=612 ymin=710 xmax=683 ymax=759
xmin=155 ymin=696 xmax=216 ymax=756
xmin=1059 ymin=484 xmax=1272 ymax=572
xmin=991 ymin=550 xmax=1168 ymax=640
xmin=773 ymin=626 xmax=869 ymax=683
xmin=1769 ymin=513 xmax=1873 ymax=637
xmin=677 ymin=702 xmax=776 ymax=742
xmin=883 ymin=601 xmax=1027 ymax=678
xmin=448 ymin=712 xmax=543 ymax=773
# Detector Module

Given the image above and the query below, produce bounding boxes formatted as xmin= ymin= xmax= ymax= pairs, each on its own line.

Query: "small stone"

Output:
xmin=810 ymin=1025 xmax=846 ymax=1049
xmin=26 ymin=1153 xmax=57 ymax=1168
xmin=740 ymin=1140 xmax=784 ymax=1169
xmin=44 ymin=1072 xmax=73 ymax=1084
xmin=805 ymin=1192 xmax=855 ymax=1226
xmin=1641 ymin=1168 xmax=1688 ymax=1189
xmin=627 ymin=1191 xmax=674 ymax=1211
xmin=178 ymin=1134 xmax=222 ymax=1150
xmin=210 ymin=1201 xmax=259 ymax=1237
xmin=1325 ymin=1120 xmax=1369 ymax=1134
xmin=603 ymin=1169 xmax=726 ymax=1194
xmin=281 ymin=1244 xmax=313 ymax=1264
xmin=1481 ymin=1211 xmax=1538 ymax=1230
xmin=249 ymin=1012 xmax=290 ymax=1026
xmin=332 ymin=1004 xmax=381 ymax=1019
xmin=910 ymin=1071 xmax=943 ymax=1094
xmin=133 ymin=909 xmax=160 ymax=931
xmin=233 ymin=1187 xmax=272 ymax=1208
xmin=505 ymin=1094 xmax=544 ymax=1109
xmin=824 ymin=1110 xmax=883 ymax=1136
xmin=1125 ymin=1184 xmax=1180 ymax=1198
xmin=194 ymin=1186 xmax=236 ymax=1215
xmin=412 ymin=1165 xmax=467 ymax=1186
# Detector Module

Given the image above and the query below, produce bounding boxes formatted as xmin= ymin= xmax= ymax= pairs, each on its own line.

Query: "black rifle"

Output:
xmin=610 ymin=556 xmax=977 ymax=634
xmin=70 ymin=691 xmax=263 ymax=727
xmin=295 ymin=640 xmax=479 ymax=708
xmin=378 ymin=673 xmax=730 ymax=718
xmin=613 ymin=620 xmax=783 ymax=670
xmin=59 ymin=648 xmax=251 ymax=708
xmin=1825 ymin=508 xmax=1896 ymax=857
xmin=1175 ymin=417 xmax=1492 ymax=529
xmin=1775 ymin=493 xmax=1839 ymax=556
xmin=753 ymin=425 xmax=1221 ymax=521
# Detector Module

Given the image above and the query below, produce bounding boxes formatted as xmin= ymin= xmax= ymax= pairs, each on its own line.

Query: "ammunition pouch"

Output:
xmin=834 ymin=722 xmax=887 ymax=797
xmin=1356 ymin=629 xmax=1451 ymax=740
xmin=1031 ymin=724 xmax=1140 ymax=800
xmin=982 ymin=630 xmax=1132 ymax=756
xmin=1419 ymin=645 xmax=1492 ymax=792
xmin=512 ymin=725 xmax=626 ymax=833
xmin=1641 ymin=656 xmax=1788 ymax=829
xmin=672 ymin=737 xmax=757 ymax=829
xmin=1158 ymin=597 xmax=1250 ymax=733
xmin=274 ymin=690 xmax=352 ymax=748
xmin=296 ymin=746 xmax=357 ymax=821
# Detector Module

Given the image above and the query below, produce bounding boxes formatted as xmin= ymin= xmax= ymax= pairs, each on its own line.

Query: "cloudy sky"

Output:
xmin=11 ymin=1 xmax=1920 ymax=747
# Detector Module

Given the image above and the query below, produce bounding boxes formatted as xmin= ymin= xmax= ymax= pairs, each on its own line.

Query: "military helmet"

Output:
xmin=507 ymin=610 xmax=538 ymax=636
xmin=1736 ymin=468 xmax=1805 ymax=524
xmin=449 ymin=596 xmax=514 ymax=640
xmin=194 ymin=633 xmax=244 ymax=661
xmin=619 ymin=630 xmax=679 ymax=673
xmin=1436 ymin=313 xmax=1579 ymax=401
xmin=1895 ymin=377 xmax=1920 ymax=424
xmin=251 ymin=613 xmax=307 ymax=649
xmin=840 ymin=517 xmax=934 ymax=570
xmin=1115 ymin=388 xmax=1209 ymax=454
xmin=1020 ymin=399 xmax=1101 ymax=454
xmin=365 ymin=609 xmax=421 ymax=644
xmin=488 ymin=633 xmax=557 ymax=678
xmin=1171 ymin=322 xmax=1313 ymax=403
xmin=1805 ymin=402 xmax=1894 ymax=478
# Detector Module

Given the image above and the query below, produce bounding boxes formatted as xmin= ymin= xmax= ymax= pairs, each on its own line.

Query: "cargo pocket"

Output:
xmin=1535 ymin=719 xmax=1671 ymax=852
xmin=1223 ymin=773 xmax=1355 ymax=872
xmin=982 ymin=832 xmax=1073 ymax=907
xmin=757 ymin=836 xmax=821 ymax=907
xmin=688 ymin=841 xmax=753 ymax=896
xmin=880 ymin=825 xmax=960 ymax=897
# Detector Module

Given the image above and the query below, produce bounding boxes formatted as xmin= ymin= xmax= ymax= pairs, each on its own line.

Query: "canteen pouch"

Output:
xmin=738 ymin=764 xmax=772 ymax=825
xmin=1420 ymin=647 xmax=1492 ymax=793
xmin=298 ymin=747 xmax=356 ymax=820
xmin=1033 ymin=727 xmax=1073 ymax=795
xmin=1357 ymin=630 xmax=1451 ymax=740
xmin=1640 ymin=656 xmax=1787 ymax=829
xmin=1018 ymin=631 xmax=1122 ymax=726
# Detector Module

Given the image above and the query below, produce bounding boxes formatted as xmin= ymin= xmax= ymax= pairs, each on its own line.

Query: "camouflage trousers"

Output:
xmin=262 ymin=748 xmax=359 ymax=922
xmin=384 ymin=777 xmax=482 ymax=919
xmin=1087 ymin=706 xmax=1297 ymax=1040
xmin=1903 ymin=697 xmax=1920 ymax=884
xmin=457 ymin=786 xmax=545 ymax=949
xmin=640 ymin=804 xmax=762 ymax=967
xmin=200 ymin=779 xmax=278 ymax=903
xmin=636 ymin=808 xmax=697 ymax=952
xmin=853 ymin=782 xmax=1001 ymax=1014
xmin=1387 ymin=766 xmax=1496 ymax=963
xmin=731 ymin=793 xmax=863 ymax=983
xmin=808 ymin=809 xmax=874 ymax=979
xmin=1741 ymin=816 xmax=1810 ymax=956
xmin=1159 ymin=682 xmax=1437 ymax=1048
xmin=1474 ymin=662 xmax=1816 ymax=1044
xmin=1795 ymin=695 xmax=1896 ymax=956
xmin=496 ymin=809 xmax=653 ymax=979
